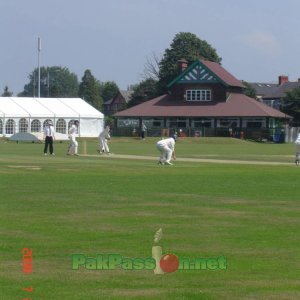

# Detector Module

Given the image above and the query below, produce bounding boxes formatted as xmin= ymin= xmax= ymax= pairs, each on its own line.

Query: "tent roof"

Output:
xmin=0 ymin=97 xmax=28 ymax=117
xmin=59 ymin=98 xmax=103 ymax=118
xmin=0 ymin=97 xmax=103 ymax=119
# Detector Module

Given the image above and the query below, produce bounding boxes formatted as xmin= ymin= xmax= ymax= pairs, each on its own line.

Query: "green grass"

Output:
xmin=0 ymin=137 xmax=299 ymax=299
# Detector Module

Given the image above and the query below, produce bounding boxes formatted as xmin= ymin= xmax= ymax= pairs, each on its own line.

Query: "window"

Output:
xmin=218 ymin=119 xmax=239 ymax=128
xmin=242 ymin=118 xmax=265 ymax=128
xmin=117 ymin=118 xmax=139 ymax=128
xmin=5 ymin=119 xmax=15 ymax=134
xmin=192 ymin=119 xmax=213 ymax=128
xmin=247 ymin=121 xmax=263 ymax=128
xmin=186 ymin=89 xmax=211 ymax=101
xmin=167 ymin=118 xmax=188 ymax=128
xmin=151 ymin=118 xmax=164 ymax=128
xmin=31 ymin=119 xmax=41 ymax=132
xmin=56 ymin=119 xmax=66 ymax=134
xmin=19 ymin=118 xmax=29 ymax=133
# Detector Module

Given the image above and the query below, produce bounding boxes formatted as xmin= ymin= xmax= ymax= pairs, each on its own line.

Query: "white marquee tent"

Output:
xmin=0 ymin=97 xmax=104 ymax=137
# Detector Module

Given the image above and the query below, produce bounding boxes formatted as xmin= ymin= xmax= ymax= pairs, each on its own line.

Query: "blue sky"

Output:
xmin=1 ymin=0 xmax=300 ymax=95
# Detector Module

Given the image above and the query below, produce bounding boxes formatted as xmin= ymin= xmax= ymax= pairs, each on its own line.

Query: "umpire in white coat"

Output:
xmin=156 ymin=134 xmax=177 ymax=165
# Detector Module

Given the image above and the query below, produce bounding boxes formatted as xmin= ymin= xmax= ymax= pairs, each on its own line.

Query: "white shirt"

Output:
xmin=295 ymin=133 xmax=300 ymax=144
xmin=44 ymin=125 xmax=55 ymax=138
xmin=99 ymin=126 xmax=110 ymax=139
xmin=157 ymin=137 xmax=175 ymax=150
xmin=69 ymin=124 xmax=77 ymax=135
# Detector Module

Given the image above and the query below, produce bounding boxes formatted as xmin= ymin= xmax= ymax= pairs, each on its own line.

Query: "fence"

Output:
xmin=112 ymin=127 xmax=300 ymax=142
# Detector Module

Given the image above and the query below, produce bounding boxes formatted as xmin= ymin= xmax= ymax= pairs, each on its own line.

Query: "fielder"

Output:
xmin=295 ymin=133 xmax=300 ymax=165
xmin=67 ymin=120 xmax=79 ymax=155
xmin=295 ymin=133 xmax=300 ymax=145
xmin=98 ymin=125 xmax=111 ymax=154
xmin=156 ymin=134 xmax=177 ymax=165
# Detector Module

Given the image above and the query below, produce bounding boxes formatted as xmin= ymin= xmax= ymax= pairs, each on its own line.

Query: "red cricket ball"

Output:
xmin=160 ymin=253 xmax=179 ymax=273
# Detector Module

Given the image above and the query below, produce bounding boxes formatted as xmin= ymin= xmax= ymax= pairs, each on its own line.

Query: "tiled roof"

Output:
xmin=247 ymin=82 xmax=278 ymax=97
xmin=103 ymin=90 xmax=133 ymax=105
xmin=167 ymin=60 xmax=245 ymax=89
xmin=114 ymin=93 xmax=289 ymax=118
xmin=104 ymin=98 xmax=114 ymax=105
xmin=201 ymin=60 xmax=245 ymax=88
xmin=249 ymin=81 xmax=300 ymax=99
xmin=120 ymin=90 xmax=134 ymax=103
xmin=263 ymin=82 xmax=300 ymax=99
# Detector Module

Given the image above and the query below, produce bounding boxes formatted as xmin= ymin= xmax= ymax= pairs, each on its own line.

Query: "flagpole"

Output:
xmin=38 ymin=37 xmax=41 ymax=98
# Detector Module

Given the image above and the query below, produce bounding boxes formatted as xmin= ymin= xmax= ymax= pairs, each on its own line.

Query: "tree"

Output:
xmin=282 ymin=87 xmax=300 ymax=121
xmin=100 ymin=81 xmax=119 ymax=102
xmin=79 ymin=69 xmax=103 ymax=110
xmin=1 ymin=86 xmax=13 ymax=96
xmin=242 ymin=81 xmax=257 ymax=99
xmin=142 ymin=52 xmax=161 ymax=81
xmin=127 ymin=78 xmax=159 ymax=108
xmin=158 ymin=32 xmax=222 ymax=93
xmin=19 ymin=66 xmax=79 ymax=97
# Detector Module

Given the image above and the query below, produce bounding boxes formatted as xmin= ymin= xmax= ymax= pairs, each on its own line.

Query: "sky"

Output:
xmin=1 ymin=0 xmax=300 ymax=95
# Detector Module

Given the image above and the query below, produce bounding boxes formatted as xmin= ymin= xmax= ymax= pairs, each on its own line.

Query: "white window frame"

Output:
xmin=56 ymin=118 xmax=66 ymax=134
xmin=19 ymin=118 xmax=29 ymax=133
xmin=186 ymin=89 xmax=211 ymax=101
xmin=5 ymin=119 xmax=15 ymax=135
xmin=31 ymin=119 xmax=41 ymax=132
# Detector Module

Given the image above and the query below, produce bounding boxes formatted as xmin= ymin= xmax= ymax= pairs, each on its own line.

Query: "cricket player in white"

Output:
xmin=156 ymin=135 xmax=177 ymax=165
xmin=98 ymin=125 xmax=110 ymax=154
xmin=67 ymin=120 xmax=79 ymax=155
xmin=295 ymin=133 xmax=300 ymax=165
xmin=295 ymin=133 xmax=300 ymax=144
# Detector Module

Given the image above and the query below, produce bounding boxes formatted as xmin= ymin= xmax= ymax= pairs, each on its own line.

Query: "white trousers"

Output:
xmin=68 ymin=135 xmax=78 ymax=154
xmin=99 ymin=137 xmax=109 ymax=153
xmin=156 ymin=144 xmax=172 ymax=163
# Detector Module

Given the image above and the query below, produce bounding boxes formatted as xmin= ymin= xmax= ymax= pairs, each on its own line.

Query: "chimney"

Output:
xmin=278 ymin=75 xmax=289 ymax=85
xmin=177 ymin=59 xmax=188 ymax=73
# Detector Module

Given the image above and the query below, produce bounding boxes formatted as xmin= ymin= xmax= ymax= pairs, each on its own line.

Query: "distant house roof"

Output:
xmin=104 ymin=98 xmax=114 ymax=105
xmin=120 ymin=90 xmax=134 ymax=103
xmin=167 ymin=60 xmax=245 ymax=89
xmin=114 ymin=93 xmax=289 ymax=118
xmin=247 ymin=82 xmax=278 ymax=98
xmin=249 ymin=78 xmax=300 ymax=99
xmin=263 ymin=82 xmax=300 ymax=99
xmin=103 ymin=90 xmax=133 ymax=105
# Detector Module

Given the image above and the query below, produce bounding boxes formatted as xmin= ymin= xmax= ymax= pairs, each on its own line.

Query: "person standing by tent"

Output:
xmin=43 ymin=121 xmax=55 ymax=155
xmin=156 ymin=134 xmax=177 ymax=165
xmin=97 ymin=125 xmax=110 ymax=154
xmin=67 ymin=120 xmax=79 ymax=156
xmin=141 ymin=122 xmax=147 ymax=140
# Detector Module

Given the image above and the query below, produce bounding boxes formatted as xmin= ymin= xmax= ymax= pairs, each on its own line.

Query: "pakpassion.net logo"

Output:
xmin=72 ymin=229 xmax=227 ymax=274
